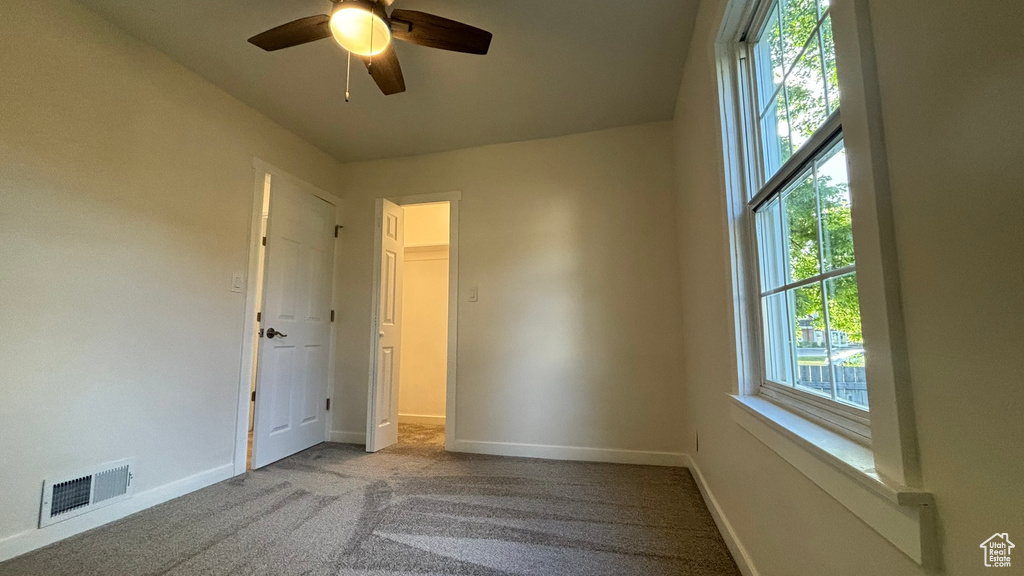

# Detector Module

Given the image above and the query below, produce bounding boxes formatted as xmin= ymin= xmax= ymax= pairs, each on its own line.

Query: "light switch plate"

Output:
xmin=231 ymin=273 xmax=245 ymax=293
xmin=468 ymin=287 xmax=478 ymax=302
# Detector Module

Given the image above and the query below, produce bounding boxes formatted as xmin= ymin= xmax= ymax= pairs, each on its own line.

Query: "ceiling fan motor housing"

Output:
xmin=330 ymin=0 xmax=392 ymax=56
xmin=333 ymin=0 xmax=390 ymax=22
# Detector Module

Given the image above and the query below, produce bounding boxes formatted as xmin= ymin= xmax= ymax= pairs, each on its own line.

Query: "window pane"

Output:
xmin=757 ymin=198 xmax=786 ymax=291
xmin=820 ymin=15 xmax=839 ymax=113
xmin=825 ymin=273 xmax=868 ymax=408
xmin=793 ymin=282 xmax=831 ymax=399
xmin=762 ymin=291 xmax=794 ymax=385
xmin=780 ymin=0 xmax=819 ymax=71
xmin=756 ymin=1 xmax=837 ymax=181
xmin=783 ymin=172 xmax=819 ymax=283
xmin=816 ymin=140 xmax=854 ymax=271
xmin=753 ymin=138 xmax=869 ymax=410
xmin=786 ymin=33 xmax=828 ymax=152
xmin=754 ymin=5 xmax=785 ymax=112
xmin=769 ymin=8 xmax=786 ymax=99
xmin=761 ymin=94 xmax=792 ymax=174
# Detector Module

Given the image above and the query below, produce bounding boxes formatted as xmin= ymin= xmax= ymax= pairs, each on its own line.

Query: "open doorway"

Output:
xmin=397 ymin=203 xmax=450 ymax=448
xmin=246 ymin=176 xmax=271 ymax=469
xmin=367 ymin=193 xmax=460 ymax=453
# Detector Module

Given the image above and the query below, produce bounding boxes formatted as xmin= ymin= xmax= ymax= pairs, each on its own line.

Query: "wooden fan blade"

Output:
xmin=361 ymin=45 xmax=406 ymax=95
xmin=248 ymin=15 xmax=331 ymax=51
xmin=389 ymin=10 xmax=492 ymax=55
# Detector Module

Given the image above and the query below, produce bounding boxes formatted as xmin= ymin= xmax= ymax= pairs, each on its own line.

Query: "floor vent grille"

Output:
xmin=40 ymin=460 xmax=134 ymax=527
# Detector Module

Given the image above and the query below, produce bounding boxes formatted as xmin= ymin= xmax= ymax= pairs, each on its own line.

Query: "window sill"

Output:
xmin=729 ymin=394 xmax=936 ymax=566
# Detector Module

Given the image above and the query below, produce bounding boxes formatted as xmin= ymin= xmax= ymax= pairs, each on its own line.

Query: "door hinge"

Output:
xmin=326 ymin=398 xmax=331 ymax=411
xmin=261 ymin=236 xmax=266 ymax=246
xmin=330 ymin=310 xmax=335 ymax=322
xmin=251 ymin=390 xmax=256 ymax=402
xmin=256 ymin=311 xmax=261 ymax=322
xmin=335 ymin=225 xmax=343 ymax=238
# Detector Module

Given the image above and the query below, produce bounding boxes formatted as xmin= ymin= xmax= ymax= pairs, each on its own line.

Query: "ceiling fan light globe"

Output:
xmin=330 ymin=5 xmax=391 ymax=57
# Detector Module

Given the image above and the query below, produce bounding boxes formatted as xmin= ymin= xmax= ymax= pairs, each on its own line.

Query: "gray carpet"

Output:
xmin=1 ymin=424 xmax=740 ymax=575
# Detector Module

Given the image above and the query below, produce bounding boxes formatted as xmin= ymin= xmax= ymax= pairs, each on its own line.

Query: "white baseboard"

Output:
xmin=329 ymin=430 xmax=366 ymax=445
xmin=398 ymin=414 xmax=446 ymax=426
xmin=685 ymin=455 xmax=761 ymax=576
xmin=452 ymin=439 xmax=686 ymax=467
xmin=0 ymin=463 xmax=234 ymax=563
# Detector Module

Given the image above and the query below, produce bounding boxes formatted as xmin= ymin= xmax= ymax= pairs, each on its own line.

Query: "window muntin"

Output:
xmin=747 ymin=0 xmax=868 ymax=412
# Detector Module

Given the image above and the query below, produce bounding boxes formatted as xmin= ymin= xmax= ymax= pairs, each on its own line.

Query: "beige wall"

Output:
xmin=399 ymin=205 xmax=450 ymax=421
xmin=673 ymin=1 xmax=1024 ymax=575
xmin=399 ymin=250 xmax=449 ymax=420
xmin=332 ymin=122 xmax=686 ymax=453
xmin=404 ymin=203 xmax=451 ymax=247
xmin=0 ymin=0 xmax=347 ymax=545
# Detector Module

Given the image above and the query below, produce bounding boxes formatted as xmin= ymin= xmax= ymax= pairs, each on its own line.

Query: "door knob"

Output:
xmin=266 ymin=327 xmax=288 ymax=339
xmin=379 ymin=331 xmax=385 ymax=338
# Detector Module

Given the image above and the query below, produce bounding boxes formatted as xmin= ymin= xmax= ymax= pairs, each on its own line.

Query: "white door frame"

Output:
xmin=233 ymin=158 xmax=344 ymax=476
xmin=367 ymin=191 xmax=461 ymax=451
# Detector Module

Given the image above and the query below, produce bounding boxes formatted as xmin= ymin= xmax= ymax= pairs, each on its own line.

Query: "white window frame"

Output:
xmin=714 ymin=0 xmax=936 ymax=565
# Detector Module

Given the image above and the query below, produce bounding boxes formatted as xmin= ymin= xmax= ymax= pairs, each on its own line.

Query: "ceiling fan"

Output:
xmin=248 ymin=0 xmax=492 ymax=97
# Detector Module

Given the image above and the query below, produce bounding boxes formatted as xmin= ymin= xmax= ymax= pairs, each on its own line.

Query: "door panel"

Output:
xmin=252 ymin=177 xmax=335 ymax=468
xmin=367 ymin=199 xmax=404 ymax=452
xmin=307 ymin=247 xmax=328 ymax=320
xmin=267 ymin=345 xmax=295 ymax=434
xmin=278 ymin=241 xmax=299 ymax=318
xmin=301 ymin=344 xmax=326 ymax=424
xmin=384 ymin=250 xmax=398 ymax=323
xmin=379 ymin=346 xmax=395 ymax=426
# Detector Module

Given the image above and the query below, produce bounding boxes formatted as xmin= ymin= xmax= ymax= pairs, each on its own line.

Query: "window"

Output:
xmin=743 ymin=0 xmax=869 ymax=424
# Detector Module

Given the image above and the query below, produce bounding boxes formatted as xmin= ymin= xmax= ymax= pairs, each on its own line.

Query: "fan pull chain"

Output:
xmin=345 ymin=50 xmax=352 ymax=102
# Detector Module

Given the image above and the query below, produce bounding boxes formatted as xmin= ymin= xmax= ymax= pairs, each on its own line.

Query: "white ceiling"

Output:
xmin=76 ymin=0 xmax=699 ymax=162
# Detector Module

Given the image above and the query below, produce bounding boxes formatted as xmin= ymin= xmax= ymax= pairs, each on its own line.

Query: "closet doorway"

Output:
xmin=366 ymin=193 xmax=460 ymax=452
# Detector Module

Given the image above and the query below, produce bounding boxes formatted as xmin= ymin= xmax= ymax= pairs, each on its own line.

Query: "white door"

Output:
xmin=367 ymin=199 xmax=404 ymax=452
xmin=252 ymin=178 xmax=335 ymax=468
